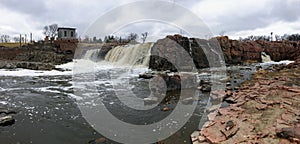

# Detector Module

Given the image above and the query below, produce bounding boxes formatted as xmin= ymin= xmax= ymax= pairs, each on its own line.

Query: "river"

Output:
xmin=0 ymin=43 xmax=293 ymax=144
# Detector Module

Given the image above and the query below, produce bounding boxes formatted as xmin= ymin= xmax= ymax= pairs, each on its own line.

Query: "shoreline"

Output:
xmin=192 ymin=58 xmax=300 ymax=143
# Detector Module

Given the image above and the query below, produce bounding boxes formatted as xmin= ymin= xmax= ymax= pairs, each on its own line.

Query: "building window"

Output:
xmin=64 ymin=31 xmax=67 ymax=37
xmin=58 ymin=31 xmax=62 ymax=38
xmin=71 ymin=31 xmax=74 ymax=37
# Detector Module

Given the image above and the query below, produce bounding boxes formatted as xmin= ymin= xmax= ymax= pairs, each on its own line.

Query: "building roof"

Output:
xmin=57 ymin=27 xmax=76 ymax=31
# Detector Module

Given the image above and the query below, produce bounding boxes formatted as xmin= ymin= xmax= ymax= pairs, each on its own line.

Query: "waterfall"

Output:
xmin=261 ymin=52 xmax=272 ymax=62
xmin=105 ymin=43 xmax=154 ymax=67
xmin=82 ymin=49 xmax=100 ymax=61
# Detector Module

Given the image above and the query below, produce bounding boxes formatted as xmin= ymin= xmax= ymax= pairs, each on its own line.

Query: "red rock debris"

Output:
xmin=193 ymin=58 xmax=300 ymax=144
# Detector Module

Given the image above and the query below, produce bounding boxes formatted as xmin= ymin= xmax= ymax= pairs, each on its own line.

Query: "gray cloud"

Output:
xmin=1 ymin=0 xmax=48 ymax=19
xmin=196 ymin=0 xmax=300 ymax=35
xmin=0 ymin=0 xmax=299 ymax=40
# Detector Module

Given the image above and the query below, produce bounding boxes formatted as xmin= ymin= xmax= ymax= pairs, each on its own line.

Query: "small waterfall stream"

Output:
xmin=261 ymin=52 xmax=272 ymax=62
xmin=82 ymin=49 xmax=100 ymax=61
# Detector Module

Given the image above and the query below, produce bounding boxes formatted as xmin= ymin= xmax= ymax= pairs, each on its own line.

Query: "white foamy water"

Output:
xmin=261 ymin=52 xmax=272 ymax=63
xmin=105 ymin=43 xmax=154 ymax=67
xmin=260 ymin=60 xmax=294 ymax=66
xmin=0 ymin=68 xmax=73 ymax=77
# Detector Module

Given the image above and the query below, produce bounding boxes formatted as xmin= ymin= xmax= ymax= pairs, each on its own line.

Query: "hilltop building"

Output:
xmin=57 ymin=27 xmax=76 ymax=40
xmin=54 ymin=27 xmax=78 ymax=54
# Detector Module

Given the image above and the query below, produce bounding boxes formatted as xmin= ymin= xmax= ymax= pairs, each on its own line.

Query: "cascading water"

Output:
xmin=104 ymin=43 xmax=154 ymax=67
xmin=82 ymin=49 xmax=100 ymax=61
xmin=261 ymin=52 xmax=272 ymax=62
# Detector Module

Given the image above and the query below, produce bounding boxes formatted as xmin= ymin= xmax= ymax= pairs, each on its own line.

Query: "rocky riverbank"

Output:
xmin=149 ymin=35 xmax=300 ymax=71
xmin=192 ymin=58 xmax=300 ymax=143
xmin=0 ymin=43 xmax=73 ymax=70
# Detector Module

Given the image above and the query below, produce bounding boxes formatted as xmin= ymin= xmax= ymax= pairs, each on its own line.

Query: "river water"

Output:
xmin=0 ymin=62 xmax=208 ymax=144
xmin=0 ymin=44 xmax=294 ymax=144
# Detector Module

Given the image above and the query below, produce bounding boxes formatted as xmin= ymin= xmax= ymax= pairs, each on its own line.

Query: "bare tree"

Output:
xmin=43 ymin=24 xmax=58 ymax=38
xmin=13 ymin=36 xmax=20 ymax=43
xmin=0 ymin=35 xmax=10 ymax=43
xmin=127 ymin=33 xmax=138 ymax=42
xmin=141 ymin=32 xmax=148 ymax=43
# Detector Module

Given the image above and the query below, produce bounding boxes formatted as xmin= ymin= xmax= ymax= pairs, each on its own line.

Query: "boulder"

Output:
xmin=0 ymin=115 xmax=15 ymax=126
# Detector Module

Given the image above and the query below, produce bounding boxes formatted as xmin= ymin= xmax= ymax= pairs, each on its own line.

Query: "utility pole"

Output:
xmin=25 ymin=34 xmax=27 ymax=44
xmin=30 ymin=33 xmax=32 ymax=43
xmin=19 ymin=34 xmax=22 ymax=48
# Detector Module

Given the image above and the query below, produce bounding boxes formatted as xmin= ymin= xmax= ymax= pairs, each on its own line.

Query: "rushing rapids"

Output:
xmin=104 ymin=43 xmax=154 ymax=67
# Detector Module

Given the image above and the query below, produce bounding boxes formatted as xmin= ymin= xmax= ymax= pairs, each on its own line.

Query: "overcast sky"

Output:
xmin=0 ymin=0 xmax=300 ymax=41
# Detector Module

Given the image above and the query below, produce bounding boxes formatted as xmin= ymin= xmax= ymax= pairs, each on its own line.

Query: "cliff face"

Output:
xmin=217 ymin=36 xmax=300 ymax=63
xmin=149 ymin=35 xmax=300 ymax=71
xmin=149 ymin=35 xmax=211 ymax=71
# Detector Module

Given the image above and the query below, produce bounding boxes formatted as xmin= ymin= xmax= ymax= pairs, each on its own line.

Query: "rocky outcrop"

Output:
xmin=261 ymin=41 xmax=300 ymax=61
xmin=0 ymin=106 xmax=17 ymax=127
xmin=98 ymin=44 xmax=113 ymax=59
xmin=192 ymin=57 xmax=300 ymax=144
xmin=0 ymin=61 xmax=55 ymax=71
xmin=149 ymin=35 xmax=300 ymax=71
xmin=15 ymin=50 xmax=68 ymax=64
xmin=0 ymin=43 xmax=73 ymax=70
xmin=149 ymin=35 xmax=212 ymax=71
xmin=217 ymin=36 xmax=300 ymax=64
xmin=143 ymin=72 xmax=197 ymax=92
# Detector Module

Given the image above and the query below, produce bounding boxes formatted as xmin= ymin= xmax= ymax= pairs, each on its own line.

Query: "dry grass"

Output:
xmin=0 ymin=42 xmax=28 ymax=48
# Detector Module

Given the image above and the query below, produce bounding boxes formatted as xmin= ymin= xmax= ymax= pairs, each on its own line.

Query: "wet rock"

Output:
xmin=224 ymin=120 xmax=234 ymax=131
xmin=88 ymin=137 xmax=107 ymax=144
xmin=139 ymin=73 xmax=154 ymax=79
xmin=198 ymin=135 xmax=206 ymax=143
xmin=221 ymin=126 xmax=239 ymax=139
xmin=276 ymin=127 xmax=300 ymax=140
xmin=162 ymin=107 xmax=171 ymax=112
xmin=199 ymin=86 xmax=211 ymax=93
xmin=233 ymin=87 xmax=239 ymax=90
xmin=0 ymin=108 xmax=17 ymax=115
xmin=226 ymin=82 xmax=231 ymax=87
xmin=0 ymin=61 xmax=55 ymax=70
xmin=198 ymin=80 xmax=212 ymax=93
xmin=144 ymin=97 xmax=159 ymax=105
xmin=0 ymin=115 xmax=15 ymax=126
xmin=150 ymin=72 xmax=197 ymax=91
xmin=223 ymin=97 xmax=237 ymax=104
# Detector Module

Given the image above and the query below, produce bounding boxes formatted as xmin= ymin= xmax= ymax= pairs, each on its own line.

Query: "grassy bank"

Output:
xmin=0 ymin=42 xmax=28 ymax=48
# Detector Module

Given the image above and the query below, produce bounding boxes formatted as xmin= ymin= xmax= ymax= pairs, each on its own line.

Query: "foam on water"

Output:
xmin=260 ymin=60 xmax=294 ymax=66
xmin=0 ymin=69 xmax=73 ymax=77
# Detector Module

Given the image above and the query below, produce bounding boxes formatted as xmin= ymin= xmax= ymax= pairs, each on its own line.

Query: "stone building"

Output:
xmin=54 ymin=27 xmax=78 ymax=54
xmin=57 ymin=27 xmax=76 ymax=40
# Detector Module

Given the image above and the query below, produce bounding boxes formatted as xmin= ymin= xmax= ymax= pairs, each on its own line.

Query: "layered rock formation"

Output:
xmin=192 ymin=57 xmax=300 ymax=144
xmin=149 ymin=35 xmax=300 ymax=71
xmin=0 ymin=43 xmax=73 ymax=70
xmin=149 ymin=35 xmax=219 ymax=71
xmin=218 ymin=36 xmax=300 ymax=64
